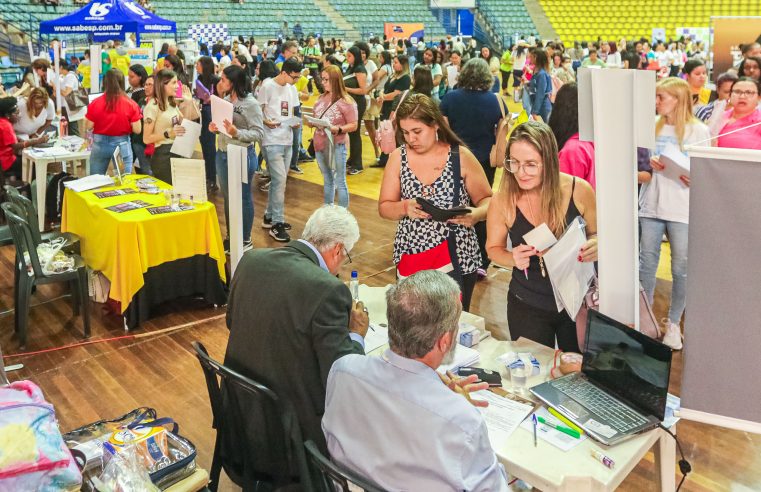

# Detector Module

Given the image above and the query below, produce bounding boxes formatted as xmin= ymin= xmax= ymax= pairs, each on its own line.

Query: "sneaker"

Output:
xmin=661 ymin=320 xmax=683 ymax=350
xmin=290 ymin=166 xmax=304 ymax=174
xmin=242 ymin=240 xmax=253 ymax=252
xmin=298 ymin=153 xmax=314 ymax=162
xmin=269 ymin=223 xmax=290 ymax=242
xmin=347 ymin=167 xmax=363 ymax=175
xmin=262 ymin=216 xmax=291 ymax=230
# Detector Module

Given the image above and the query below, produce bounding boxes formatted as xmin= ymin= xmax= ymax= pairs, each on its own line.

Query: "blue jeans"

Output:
xmin=639 ymin=217 xmax=689 ymax=323
xmin=263 ymin=144 xmax=292 ymax=224
xmin=216 ymin=147 xmax=256 ymax=242
xmin=200 ymin=104 xmax=217 ymax=183
xmin=91 ymin=134 xmax=133 ymax=175
xmin=131 ymin=140 xmax=152 ymax=175
xmin=290 ymin=125 xmax=302 ymax=169
xmin=315 ymin=143 xmax=348 ymax=207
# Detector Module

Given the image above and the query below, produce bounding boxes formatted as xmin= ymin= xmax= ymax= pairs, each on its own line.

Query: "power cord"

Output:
xmin=658 ymin=423 xmax=691 ymax=491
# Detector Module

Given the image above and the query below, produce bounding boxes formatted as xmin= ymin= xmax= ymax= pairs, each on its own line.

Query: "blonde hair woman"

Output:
xmin=486 ymin=121 xmax=597 ymax=352
xmin=307 ymin=65 xmax=358 ymax=207
xmin=639 ymin=77 xmax=710 ymax=350
xmin=379 ymin=93 xmax=492 ymax=311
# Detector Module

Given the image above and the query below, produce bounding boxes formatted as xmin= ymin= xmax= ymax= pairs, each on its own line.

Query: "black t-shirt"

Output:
xmin=381 ymin=73 xmax=411 ymax=120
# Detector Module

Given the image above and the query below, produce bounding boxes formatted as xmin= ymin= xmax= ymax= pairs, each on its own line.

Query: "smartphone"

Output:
xmin=457 ymin=367 xmax=502 ymax=387
xmin=171 ymin=115 xmax=180 ymax=127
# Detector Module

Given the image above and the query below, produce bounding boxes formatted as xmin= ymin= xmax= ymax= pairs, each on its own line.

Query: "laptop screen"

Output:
xmin=583 ymin=310 xmax=672 ymax=421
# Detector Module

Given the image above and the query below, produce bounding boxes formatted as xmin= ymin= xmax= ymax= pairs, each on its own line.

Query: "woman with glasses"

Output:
xmin=486 ymin=121 xmax=597 ymax=352
xmin=307 ymin=65 xmax=358 ymax=208
xmin=378 ymin=93 xmax=492 ymax=311
xmin=639 ymin=78 xmax=710 ymax=350
xmin=716 ymin=77 xmax=761 ymax=149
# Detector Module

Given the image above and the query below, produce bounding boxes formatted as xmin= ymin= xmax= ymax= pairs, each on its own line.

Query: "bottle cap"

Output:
xmin=351 ymin=270 xmax=358 ymax=278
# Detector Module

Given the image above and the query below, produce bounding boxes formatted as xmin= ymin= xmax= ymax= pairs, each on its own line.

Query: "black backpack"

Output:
xmin=45 ymin=171 xmax=76 ymax=224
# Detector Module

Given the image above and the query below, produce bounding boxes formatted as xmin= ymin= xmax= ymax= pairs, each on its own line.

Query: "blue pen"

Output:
xmin=531 ymin=414 xmax=537 ymax=447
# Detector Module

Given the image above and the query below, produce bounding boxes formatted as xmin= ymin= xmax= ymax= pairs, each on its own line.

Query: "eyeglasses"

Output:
xmin=505 ymin=159 xmax=542 ymax=175
xmin=288 ymin=72 xmax=301 ymax=80
xmin=343 ymin=246 xmax=352 ymax=264
xmin=731 ymin=89 xmax=758 ymax=98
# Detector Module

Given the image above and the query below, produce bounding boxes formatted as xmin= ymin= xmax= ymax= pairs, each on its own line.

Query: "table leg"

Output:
xmin=36 ymin=160 xmax=48 ymax=232
xmin=22 ymin=154 xmax=31 ymax=183
xmin=654 ymin=425 xmax=676 ymax=491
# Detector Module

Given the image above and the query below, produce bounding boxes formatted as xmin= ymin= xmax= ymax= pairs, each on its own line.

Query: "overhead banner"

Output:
xmin=188 ymin=23 xmax=229 ymax=44
xmin=384 ymin=23 xmax=425 ymax=42
xmin=712 ymin=16 xmax=761 ymax=81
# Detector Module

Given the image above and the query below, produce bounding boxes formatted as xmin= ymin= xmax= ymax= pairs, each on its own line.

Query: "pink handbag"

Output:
xmin=575 ymin=278 xmax=661 ymax=350
xmin=376 ymin=90 xmax=410 ymax=154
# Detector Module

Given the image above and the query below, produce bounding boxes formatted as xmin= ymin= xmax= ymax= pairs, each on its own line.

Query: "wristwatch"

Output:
xmin=164 ymin=130 xmax=170 ymax=139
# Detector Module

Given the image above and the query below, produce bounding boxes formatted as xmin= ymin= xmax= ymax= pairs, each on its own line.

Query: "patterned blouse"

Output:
xmin=392 ymin=145 xmax=481 ymax=274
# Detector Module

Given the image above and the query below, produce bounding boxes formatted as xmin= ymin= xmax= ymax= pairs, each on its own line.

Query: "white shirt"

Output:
xmin=14 ymin=97 xmax=56 ymax=138
xmin=639 ymin=121 xmax=711 ymax=224
xmin=323 ymin=351 xmax=510 ymax=492
xmin=237 ymin=44 xmax=253 ymax=63
xmin=218 ymin=54 xmax=232 ymax=69
xmin=259 ymin=77 xmax=299 ymax=146
xmin=61 ymin=72 xmax=86 ymax=121
xmin=249 ymin=44 xmax=259 ymax=57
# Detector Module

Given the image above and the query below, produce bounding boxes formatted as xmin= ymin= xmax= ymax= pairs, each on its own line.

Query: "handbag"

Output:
xmin=489 ymin=92 xmax=511 ymax=168
xmin=376 ymin=89 xmax=409 ymax=154
xmin=575 ymin=277 xmax=662 ymax=349
xmin=64 ymin=87 xmax=89 ymax=111
xmin=397 ymin=146 xmax=464 ymax=285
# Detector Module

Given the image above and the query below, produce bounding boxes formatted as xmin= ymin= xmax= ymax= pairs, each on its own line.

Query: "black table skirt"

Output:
xmin=122 ymin=254 xmax=227 ymax=329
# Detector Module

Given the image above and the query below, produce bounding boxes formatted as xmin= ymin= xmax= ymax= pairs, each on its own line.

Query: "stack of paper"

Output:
xmin=519 ymin=407 xmax=588 ymax=451
xmin=476 ymin=391 xmax=534 ymax=443
xmin=364 ymin=324 xmax=389 ymax=353
xmin=438 ymin=344 xmax=480 ymax=373
xmin=657 ymin=142 xmax=690 ymax=184
xmin=64 ymin=174 xmax=114 ymax=192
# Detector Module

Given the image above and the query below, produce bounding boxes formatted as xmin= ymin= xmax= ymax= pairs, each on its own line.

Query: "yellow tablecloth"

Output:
xmin=61 ymin=175 xmax=226 ymax=313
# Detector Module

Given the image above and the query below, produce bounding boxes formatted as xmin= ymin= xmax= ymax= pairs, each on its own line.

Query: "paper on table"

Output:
xmin=542 ymin=216 xmax=595 ymax=319
xmin=523 ymin=223 xmax=558 ymax=252
xmin=657 ymin=142 xmax=690 ymax=184
xmin=475 ymin=390 xmax=534 ymax=443
xmin=170 ymin=158 xmax=207 ymax=203
xmin=663 ymin=393 xmax=681 ymax=429
xmin=210 ymin=95 xmax=234 ymax=137
xmin=519 ymin=406 xmax=588 ymax=451
xmin=364 ymin=323 xmax=389 ymax=353
xmin=170 ymin=119 xmax=202 ymax=158
xmin=305 ymin=115 xmax=331 ymax=128
xmin=64 ymin=174 xmax=114 ymax=192
xmin=438 ymin=344 xmax=480 ymax=373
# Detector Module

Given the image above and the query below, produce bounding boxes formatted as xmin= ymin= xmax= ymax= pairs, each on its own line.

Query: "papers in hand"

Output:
xmin=281 ymin=116 xmax=302 ymax=127
xmin=64 ymin=174 xmax=114 ymax=192
xmin=170 ymin=119 xmax=202 ymax=158
xmin=305 ymin=115 xmax=331 ymax=128
xmin=438 ymin=344 xmax=480 ymax=373
xmin=210 ymin=95 xmax=234 ymax=137
xmin=657 ymin=142 xmax=690 ymax=184
xmin=542 ymin=216 xmax=595 ymax=320
xmin=523 ymin=223 xmax=558 ymax=252
xmin=476 ymin=390 xmax=533 ymax=443
xmin=520 ymin=407 xmax=587 ymax=451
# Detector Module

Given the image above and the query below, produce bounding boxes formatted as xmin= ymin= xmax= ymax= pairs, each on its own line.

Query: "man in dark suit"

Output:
xmin=221 ymin=205 xmax=369 ymax=486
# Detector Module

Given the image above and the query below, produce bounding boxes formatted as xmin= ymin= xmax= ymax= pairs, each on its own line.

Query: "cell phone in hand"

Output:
xmin=171 ymin=116 xmax=180 ymax=127
xmin=457 ymin=367 xmax=502 ymax=387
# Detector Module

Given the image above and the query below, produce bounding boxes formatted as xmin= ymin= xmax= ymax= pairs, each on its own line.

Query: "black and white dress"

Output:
xmin=392 ymin=145 xmax=481 ymax=274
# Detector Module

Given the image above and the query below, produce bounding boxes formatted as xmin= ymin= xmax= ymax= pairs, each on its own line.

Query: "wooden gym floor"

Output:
xmin=1 ymin=95 xmax=759 ymax=491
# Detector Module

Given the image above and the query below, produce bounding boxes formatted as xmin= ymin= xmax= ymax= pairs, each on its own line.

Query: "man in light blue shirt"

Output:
xmin=322 ymin=270 xmax=510 ymax=491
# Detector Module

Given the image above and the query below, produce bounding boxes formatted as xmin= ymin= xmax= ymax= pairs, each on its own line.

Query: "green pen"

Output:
xmin=537 ymin=416 xmax=581 ymax=439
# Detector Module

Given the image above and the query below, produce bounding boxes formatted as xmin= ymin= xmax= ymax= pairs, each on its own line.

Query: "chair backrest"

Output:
xmin=3 ymin=185 xmax=42 ymax=245
xmin=304 ymin=440 xmax=386 ymax=492
xmin=191 ymin=341 xmax=313 ymax=491
xmin=1 ymin=202 xmax=45 ymax=278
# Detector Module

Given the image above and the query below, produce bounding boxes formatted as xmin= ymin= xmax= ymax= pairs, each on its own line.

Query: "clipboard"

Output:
xmin=416 ymin=197 xmax=471 ymax=222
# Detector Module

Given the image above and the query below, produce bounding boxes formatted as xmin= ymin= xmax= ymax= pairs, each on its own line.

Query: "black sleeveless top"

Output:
xmin=509 ymin=177 xmax=581 ymax=312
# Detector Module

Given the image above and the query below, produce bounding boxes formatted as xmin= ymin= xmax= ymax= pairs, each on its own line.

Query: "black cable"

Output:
xmin=658 ymin=423 xmax=691 ymax=492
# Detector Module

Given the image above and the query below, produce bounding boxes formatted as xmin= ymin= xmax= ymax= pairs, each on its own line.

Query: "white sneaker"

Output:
xmin=661 ymin=321 xmax=683 ymax=350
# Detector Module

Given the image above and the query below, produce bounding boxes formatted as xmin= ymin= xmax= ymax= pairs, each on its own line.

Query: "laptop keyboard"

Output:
xmin=552 ymin=377 xmax=649 ymax=433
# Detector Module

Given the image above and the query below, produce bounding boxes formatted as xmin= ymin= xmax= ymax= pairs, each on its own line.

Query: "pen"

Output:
xmin=531 ymin=414 xmax=537 ymax=447
xmin=548 ymin=407 xmax=584 ymax=435
xmin=537 ymin=416 xmax=581 ymax=438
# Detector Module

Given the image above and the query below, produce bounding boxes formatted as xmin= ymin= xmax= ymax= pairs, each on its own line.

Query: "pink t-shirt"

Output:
xmin=558 ymin=133 xmax=596 ymax=189
xmin=312 ymin=96 xmax=358 ymax=152
xmin=717 ymin=108 xmax=761 ymax=150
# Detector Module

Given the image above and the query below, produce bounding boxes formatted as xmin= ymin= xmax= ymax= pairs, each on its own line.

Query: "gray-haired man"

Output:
xmin=323 ymin=270 xmax=509 ymax=491
xmin=223 ymin=205 xmax=369 ymax=484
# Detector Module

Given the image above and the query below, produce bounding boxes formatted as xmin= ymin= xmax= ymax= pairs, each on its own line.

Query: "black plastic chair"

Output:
xmin=304 ymin=440 xmax=386 ymax=492
xmin=3 ymin=185 xmax=80 ymax=254
xmin=1 ymin=202 xmax=90 ymax=349
xmin=191 ymin=341 xmax=313 ymax=492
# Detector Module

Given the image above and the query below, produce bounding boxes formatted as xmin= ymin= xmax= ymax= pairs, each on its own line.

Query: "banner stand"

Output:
xmin=227 ymin=145 xmax=247 ymax=277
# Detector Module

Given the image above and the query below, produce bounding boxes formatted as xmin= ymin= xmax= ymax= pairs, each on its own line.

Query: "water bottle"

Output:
xmin=350 ymin=270 xmax=359 ymax=300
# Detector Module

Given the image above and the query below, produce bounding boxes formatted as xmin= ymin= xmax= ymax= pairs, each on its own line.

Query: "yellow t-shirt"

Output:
xmin=109 ymin=49 xmax=131 ymax=76
xmin=76 ymin=63 xmax=91 ymax=89
xmin=143 ymin=99 xmax=183 ymax=147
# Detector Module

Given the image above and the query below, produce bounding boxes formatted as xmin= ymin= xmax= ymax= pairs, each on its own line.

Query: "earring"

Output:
xmin=435 ymin=132 xmax=439 ymax=142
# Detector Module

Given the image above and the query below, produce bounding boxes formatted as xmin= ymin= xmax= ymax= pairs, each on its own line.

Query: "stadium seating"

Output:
xmin=538 ymin=0 xmax=754 ymax=44
xmin=326 ymin=0 xmax=449 ymax=40
xmin=478 ymin=0 xmax=536 ymax=45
